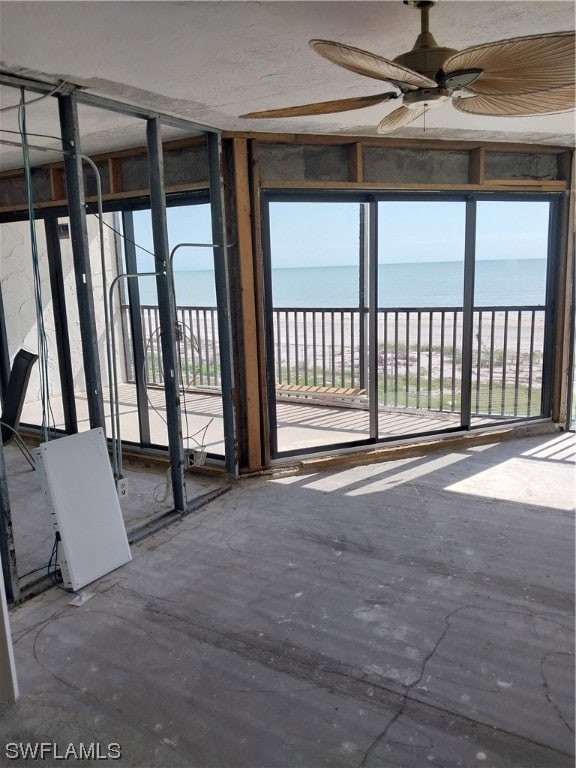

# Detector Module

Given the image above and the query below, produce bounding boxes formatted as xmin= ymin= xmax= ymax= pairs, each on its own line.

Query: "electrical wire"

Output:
xmin=0 ymin=80 xmax=68 ymax=112
xmin=0 ymin=127 xmax=69 ymax=143
xmin=85 ymin=205 xmax=157 ymax=258
xmin=84 ymin=208 xmax=215 ymax=481
xmin=20 ymin=562 xmax=50 ymax=579
xmin=153 ymin=467 xmax=172 ymax=503
xmin=142 ymin=323 xmax=212 ymax=450
xmin=47 ymin=533 xmax=75 ymax=594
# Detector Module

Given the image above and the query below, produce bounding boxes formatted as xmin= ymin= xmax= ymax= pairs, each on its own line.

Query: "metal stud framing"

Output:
xmin=121 ymin=211 xmax=152 ymax=446
xmin=0 ymin=441 xmax=18 ymax=604
xmin=58 ymin=94 xmax=105 ymax=431
xmin=146 ymin=118 xmax=186 ymax=510
xmin=44 ymin=214 xmax=78 ymax=434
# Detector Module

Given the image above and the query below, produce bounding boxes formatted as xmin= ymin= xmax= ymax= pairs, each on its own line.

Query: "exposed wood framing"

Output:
xmin=0 ymin=135 xmax=209 ymax=213
xmin=222 ymin=131 xmax=569 ymax=154
xmin=0 ymin=182 xmax=209 ymax=215
xmin=348 ymin=143 xmax=363 ymax=183
xmin=551 ymin=155 xmax=575 ymax=424
xmin=468 ymin=148 xmax=485 ymax=185
xmin=1 ymin=133 xmax=570 ymax=215
xmin=232 ymin=138 xmax=263 ymax=471
xmin=248 ymin=139 xmax=271 ymax=468
xmin=49 ymin=168 xmax=65 ymax=201
xmin=108 ymin=158 xmax=123 ymax=194
xmin=557 ymin=151 xmax=573 ymax=182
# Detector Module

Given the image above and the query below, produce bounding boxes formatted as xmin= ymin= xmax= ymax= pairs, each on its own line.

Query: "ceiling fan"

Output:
xmin=241 ymin=0 xmax=575 ymax=133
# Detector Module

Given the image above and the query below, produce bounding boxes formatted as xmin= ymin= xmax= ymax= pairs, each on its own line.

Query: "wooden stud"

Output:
xmin=551 ymin=153 xmax=575 ymax=424
xmin=248 ymin=138 xmax=271 ymax=469
xmin=108 ymin=158 xmax=123 ymax=194
xmin=348 ymin=143 xmax=363 ymax=183
xmin=232 ymin=138 xmax=263 ymax=471
xmin=468 ymin=147 xmax=484 ymax=185
xmin=49 ymin=168 xmax=65 ymax=202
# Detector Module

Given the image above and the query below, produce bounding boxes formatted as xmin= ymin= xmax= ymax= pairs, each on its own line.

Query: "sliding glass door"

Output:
xmin=377 ymin=201 xmax=467 ymax=437
xmin=471 ymin=200 xmax=553 ymax=425
xmin=264 ymin=193 xmax=559 ymax=459
xmin=265 ymin=200 xmax=372 ymax=455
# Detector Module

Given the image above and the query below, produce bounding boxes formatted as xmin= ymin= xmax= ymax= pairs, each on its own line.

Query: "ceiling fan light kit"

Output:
xmin=240 ymin=0 xmax=575 ymax=134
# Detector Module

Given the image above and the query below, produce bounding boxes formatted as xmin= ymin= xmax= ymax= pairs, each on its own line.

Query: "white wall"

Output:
xmin=0 ymin=214 xmax=122 ymax=413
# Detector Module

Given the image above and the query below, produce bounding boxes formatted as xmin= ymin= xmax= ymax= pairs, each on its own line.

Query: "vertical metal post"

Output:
xmin=121 ymin=211 xmax=151 ymax=446
xmin=207 ymin=132 xmax=239 ymax=478
xmin=461 ymin=198 xmax=477 ymax=429
xmin=368 ymin=200 xmax=379 ymax=440
xmin=146 ymin=118 xmax=186 ymax=511
xmin=359 ymin=204 xmax=369 ymax=391
xmin=0 ymin=284 xmax=9 ymax=410
xmin=0 ymin=533 xmax=19 ymax=702
xmin=58 ymin=94 xmax=105 ymax=430
xmin=261 ymin=199 xmax=279 ymax=458
xmin=44 ymin=215 xmax=78 ymax=433
xmin=0 ymin=441 xmax=19 ymax=605
xmin=542 ymin=198 xmax=561 ymax=418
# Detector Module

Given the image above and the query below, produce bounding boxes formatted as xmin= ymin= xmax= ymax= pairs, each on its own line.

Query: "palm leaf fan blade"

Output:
xmin=309 ymin=39 xmax=437 ymax=88
xmin=453 ymin=84 xmax=576 ymax=116
xmin=444 ymin=32 xmax=575 ymax=96
xmin=241 ymin=92 xmax=398 ymax=119
xmin=377 ymin=105 xmax=426 ymax=133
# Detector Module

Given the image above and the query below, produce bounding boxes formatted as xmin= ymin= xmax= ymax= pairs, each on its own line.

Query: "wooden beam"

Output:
xmin=0 ymin=181 xmax=210 ymax=215
xmin=232 ymin=138 xmax=263 ymax=471
xmin=222 ymin=130 xmax=569 ymax=154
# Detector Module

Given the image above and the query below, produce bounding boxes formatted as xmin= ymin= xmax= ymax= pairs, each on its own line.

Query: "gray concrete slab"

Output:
xmin=1 ymin=432 xmax=574 ymax=768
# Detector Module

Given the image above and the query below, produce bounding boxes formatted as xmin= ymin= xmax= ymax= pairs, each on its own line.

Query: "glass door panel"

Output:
xmin=472 ymin=201 xmax=550 ymax=424
xmin=121 ymin=204 xmax=224 ymax=458
xmin=267 ymin=201 xmax=370 ymax=455
xmin=377 ymin=201 xmax=466 ymax=438
xmin=167 ymin=204 xmax=224 ymax=459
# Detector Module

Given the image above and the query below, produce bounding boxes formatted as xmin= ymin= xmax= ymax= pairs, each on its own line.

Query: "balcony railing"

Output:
xmin=121 ymin=304 xmax=545 ymax=418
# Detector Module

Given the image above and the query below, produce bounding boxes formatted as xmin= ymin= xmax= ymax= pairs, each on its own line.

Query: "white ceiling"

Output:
xmin=0 ymin=1 xmax=575 ymax=171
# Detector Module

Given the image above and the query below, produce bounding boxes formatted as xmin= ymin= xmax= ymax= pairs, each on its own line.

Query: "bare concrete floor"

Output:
xmin=4 ymin=442 xmax=226 ymax=582
xmin=1 ymin=432 xmax=574 ymax=768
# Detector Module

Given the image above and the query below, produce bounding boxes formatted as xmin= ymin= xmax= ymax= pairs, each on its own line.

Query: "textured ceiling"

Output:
xmin=0 ymin=1 xmax=574 ymax=171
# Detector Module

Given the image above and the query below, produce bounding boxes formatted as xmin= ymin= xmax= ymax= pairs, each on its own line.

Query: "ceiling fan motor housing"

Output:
xmin=393 ymin=45 xmax=456 ymax=83
xmin=404 ymin=87 xmax=450 ymax=107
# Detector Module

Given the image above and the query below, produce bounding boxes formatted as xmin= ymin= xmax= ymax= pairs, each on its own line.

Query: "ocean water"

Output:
xmin=138 ymin=258 xmax=547 ymax=308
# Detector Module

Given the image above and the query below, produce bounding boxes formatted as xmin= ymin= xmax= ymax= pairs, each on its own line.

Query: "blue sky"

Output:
xmin=133 ymin=199 xmax=550 ymax=271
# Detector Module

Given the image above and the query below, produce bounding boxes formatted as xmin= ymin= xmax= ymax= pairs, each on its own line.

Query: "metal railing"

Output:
xmin=121 ymin=304 xmax=546 ymax=418
xmin=122 ymin=305 xmax=222 ymax=390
